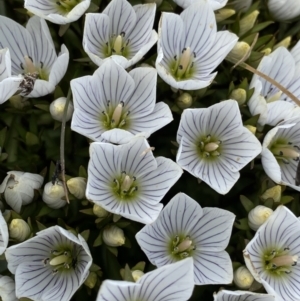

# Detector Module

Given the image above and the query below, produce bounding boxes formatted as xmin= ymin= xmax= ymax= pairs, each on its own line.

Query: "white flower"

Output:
xmin=261 ymin=117 xmax=300 ymax=192
xmin=86 ymin=137 xmax=182 ymax=224
xmin=248 ymin=205 xmax=273 ymax=231
xmin=176 ymin=100 xmax=262 ymax=194
xmin=5 ymin=225 xmax=92 ymax=301
xmin=0 ymin=171 xmax=44 ymax=213
xmin=0 ymin=16 xmax=69 ymax=98
xmin=155 ymin=2 xmax=238 ymax=90
xmin=172 ymin=0 xmax=227 ymax=10
xmin=268 ymin=0 xmax=300 ymax=21
xmin=24 ymin=0 xmax=91 ymax=25
xmin=42 ymin=181 xmax=67 ymax=209
xmin=0 ymin=211 xmax=8 ymax=255
xmin=213 ymin=290 xmax=275 ymax=301
xmin=96 ymin=258 xmax=194 ymax=301
xmin=83 ymin=0 xmax=157 ymax=69
xmin=0 ymin=48 xmax=22 ymax=104
xmin=102 ymin=225 xmax=125 ymax=247
xmin=67 ymin=177 xmax=86 ymax=199
xmin=243 ymin=206 xmax=300 ymax=301
xmin=9 ymin=219 xmax=31 ymax=242
xmin=233 ymin=266 xmax=254 ymax=289
xmin=50 ymin=97 xmax=74 ymax=122
xmin=0 ymin=276 xmax=18 ymax=301
xmin=136 ymin=193 xmax=235 ymax=285
xmin=71 ymin=60 xmax=172 ymax=143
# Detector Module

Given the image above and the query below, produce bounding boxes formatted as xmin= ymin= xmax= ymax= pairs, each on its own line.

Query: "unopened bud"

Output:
xmin=232 ymin=0 xmax=252 ymax=12
xmin=233 ymin=266 xmax=254 ymax=289
xmin=215 ymin=8 xmax=235 ymax=22
xmin=261 ymin=185 xmax=281 ymax=203
xmin=244 ymin=125 xmax=256 ymax=135
xmin=248 ymin=205 xmax=273 ymax=231
xmin=261 ymin=48 xmax=272 ymax=55
xmin=239 ymin=10 xmax=259 ymax=36
xmin=143 ymin=0 xmax=162 ymax=6
xmin=229 ymin=88 xmax=247 ymax=105
xmin=50 ymin=97 xmax=74 ymax=122
xmin=227 ymin=41 xmax=250 ymax=63
xmin=132 ymin=270 xmax=144 ymax=282
xmin=42 ymin=181 xmax=67 ymax=209
xmin=274 ymin=37 xmax=291 ymax=50
xmin=93 ymin=204 xmax=109 ymax=218
xmin=103 ymin=225 xmax=125 ymax=247
xmin=9 ymin=219 xmax=30 ymax=242
xmin=176 ymin=93 xmax=193 ymax=109
xmin=67 ymin=177 xmax=86 ymax=199
xmin=84 ymin=271 xmax=97 ymax=289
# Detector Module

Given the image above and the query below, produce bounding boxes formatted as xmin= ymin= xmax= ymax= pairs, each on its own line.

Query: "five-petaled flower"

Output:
xmin=96 ymin=258 xmax=194 ymax=301
xmin=71 ymin=59 xmax=172 ymax=143
xmin=136 ymin=192 xmax=235 ymax=285
xmin=0 ymin=16 xmax=69 ymax=97
xmin=86 ymin=137 xmax=182 ymax=224
xmin=155 ymin=1 xmax=238 ymax=90
xmin=24 ymin=0 xmax=91 ymax=25
xmin=5 ymin=226 xmax=92 ymax=301
xmin=243 ymin=206 xmax=300 ymax=301
xmin=83 ymin=0 xmax=157 ymax=69
xmin=176 ymin=99 xmax=262 ymax=194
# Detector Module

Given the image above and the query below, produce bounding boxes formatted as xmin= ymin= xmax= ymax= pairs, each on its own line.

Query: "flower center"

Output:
xmin=264 ymin=247 xmax=298 ymax=275
xmin=197 ymin=135 xmax=222 ymax=159
xmin=43 ymin=248 xmax=78 ymax=274
xmin=270 ymin=140 xmax=300 ymax=165
xmin=101 ymin=101 xmax=130 ymax=130
xmin=170 ymin=235 xmax=195 ymax=260
xmin=56 ymin=0 xmax=81 ymax=13
xmin=113 ymin=171 xmax=138 ymax=200
xmin=170 ymin=47 xmax=196 ymax=81
xmin=105 ymin=32 xmax=130 ymax=58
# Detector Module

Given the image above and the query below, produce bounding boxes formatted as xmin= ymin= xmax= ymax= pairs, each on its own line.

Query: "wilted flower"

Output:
xmin=176 ymin=100 xmax=262 ymax=194
xmin=248 ymin=205 xmax=273 ymax=231
xmin=0 ymin=211 xmax=8 ymax=255
xmin=86 ymin=137 xmax=182 ymax=224
xmin=268 ymin=0 xmax=300 ymax=21
xmin=24 ymin=0 xmax=91 ymax=25
xmin=67 ymin=177 xmax=86 ymax=199
xmin=71 ymin=60 xmax=172 ymax=143
xmin=83 ymin=0 xmax=157 ymax=69
xmin=50 ymin=97 xmax=74 ymax=122
xmin=171 ymin=0 xmax=228 ymax=10
xmin=156 ymin=2 xmax=238 ymax=90
xmin=0 ymin=16 xmax=69 ymax=97
xmin=136 ymin=193 xmax=235 ymax=285
xmin=0 ymin=275 xmax=18 ymax=301
xmin=5 ymin=226 xmax=92 ymax=301
xmin=213 ymin=290 xmax=275 ymax=301
xmin=0 ymin=171 xmax=44 ymax=213
xmin=96 ymin=258 xmax=194 ymax=301
xmin=103 ymin=225 xmax=125 ymax=247
xmin=233 ymin=266 xmax=254 ymax=289
xmin=243 ymin=206 xmax=300 ymax=301
xmin=0 ymin=48 xmax=22 ymax=104
xmin=9 ymin=219 xmax=31 ymax=242
xmin=42 ymin=181 xmax=67 ymax=209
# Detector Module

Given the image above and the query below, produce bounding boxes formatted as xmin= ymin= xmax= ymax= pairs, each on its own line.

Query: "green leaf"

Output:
xmin=34 ymin=104 xmax=49 ymax=112
xmin=106 ymin=246 xmax=118 ymax=257
xmin=234 ymin=218 xmax=250 ymax=230
xmin=123 ymin=264 xmax=135 ymax=282
xmin=80 ymin=208 xmax=94 ymax=215
xmin=250 ymin=21 xmax=274 ymax=34
xmin=79 ymin=165 xmax=87 ymax=178
xmin=280 ymin=195 xmax=294 ymax=205
xmin=80 ymin=229 xmax=90 ymax=242
xmin=131 ymin=261 xmax=146 ymax=272
xmin=240 ymin=195 xmax=255 ymax=212
xmin=115 ymin=221 xmax=131 ymax=228
xmin=36 ymin=220 xmax=47 ymax=231
xmin=93 ymin=232 xmax=103 ymax=247
xmin=37 ymin=205 xmax=54 ymax=217
xmin=26 ymin=132 xmax=39 ymax=146
xmin=0 ymin=127 xmax=7 ymax=148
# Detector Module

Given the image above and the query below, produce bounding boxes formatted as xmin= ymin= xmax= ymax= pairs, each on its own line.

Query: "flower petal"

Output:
xmin=0 ymin=77 xmax=22 ymax=105
xmin=214 ymin=290 xmax=276 ymax=301
xmin=0 ymin=211 xmax=8 ymax=255
xmin=266 ymin=101 xmax=296 ymax=126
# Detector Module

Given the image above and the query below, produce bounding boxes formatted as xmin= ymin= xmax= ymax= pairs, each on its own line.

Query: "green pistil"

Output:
xmin=101 ymin=101 xmax=130 ymax=130
xmin=113 ymin=172 xmax=138 ymax=201
xmin=197 ymin=135 xmax=222 ymax=160
xmin=56 ymin=0 xmax=81 ymax=13
xmin=169 ymin=235 xmax=195 ymax=260
xmin=104 ymin=32 xmax=130 ymax=58
xmin=270 ymin=140 xmax=300 ymax=164
xmin=169 ymin=47 xmax=196 ymax=81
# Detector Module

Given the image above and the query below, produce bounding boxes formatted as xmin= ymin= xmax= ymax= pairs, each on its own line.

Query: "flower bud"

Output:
xmin=0 ymin=171 xmax=44 ymax=213
xmin=42 ymin=181 xmax=67 ymax=209
xmin=239 ymin=10 xmax=259 ymax=36
xmin=229 ymin=88 xmax=247 ymax=105
xmin=67 ymin=177 xmax=86 ymax=199
xmin=244 ymin=125 xmax=256 ymax=135
xmin=274 ymin=37 xmax=291 ymax=50
xmin=226 ymin=42 xmax=250 ymax=64
xmin=176 ymin=92 xmax=193 ymax=109
xmin=93 ymin=204 xmax=110 ymax=218
xmin=9 ymin=219 xmax=31 ymax=242
xmin=84 ymin=271 xmax=97 ymax=289
xmin=261 ymin=185 xmax=281 ymax=203
xmin=261 ymin=48 xmax=272 ymax=55
xmin=132 ymin=270 xmax=144 ymax=282
xmin=233 ymin=265 xmax=254 ymax=289
xmin=232 ymin=0 xmax=252 ymax=12
xmin=248 ymin=205 xmax=273 ymax=231
xmin=103 ymin=225 xmax=125 ymax=247
xmin=0 ymin=275 xmax=17 ymax=301
xmin=215 ymin=8 xmax=235 ymax=22
xmin=143 ymin=0 xmax=162 ymax=6
xmin=49 ymin=97 xmax=74 ymax=122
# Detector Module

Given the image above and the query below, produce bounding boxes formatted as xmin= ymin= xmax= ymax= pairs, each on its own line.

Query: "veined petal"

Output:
xmin=193 ymin=250 xmax=233 ymax=285
xmin=268 ymin=0 xmax=300 ymax=21
xmin=0 ymin=211 xmax=8 ymax=255
xmin=26 ymin=78 xmax=55 ymax=98
xmin=291 ymin=40 xmax=300 ymax=67
xmin=213 ymin=290 xmax=276 ymax=301
xmin=103 ymin=0 xmax=136 ymax=37
xmin=266 ymin=101 xmax=296 ymax=126
xmin=0 ymin=77 xmax=22 ymax=105
xmin=283 ymin=64 xmax=300 ymax=103
xmin=0 ymin=48 xmax=12 ymax=79
xmin=209 ymin=0 xmax=228 ymax=10
xmin=101 ymin=129 xmax=150 ymax=144
xmin=171 ymin=0 xmax=192 ymax=9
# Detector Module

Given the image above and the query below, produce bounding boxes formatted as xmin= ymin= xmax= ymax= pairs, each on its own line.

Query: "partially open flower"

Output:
xmin=248 ymin=206 xmax=273 ymax=231
xmin=103 ymin=225 xmax=125 ymax=247
xmin=67 ymin=177 xmax=86 ymax=199
xmin=42 ymin=181 xmax=67 ymax=209
xmin=9 ymin=219 xmax=31 ymax=242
